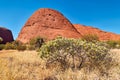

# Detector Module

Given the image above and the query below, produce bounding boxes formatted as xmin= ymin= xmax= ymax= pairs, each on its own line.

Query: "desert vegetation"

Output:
xmin=81 ymin=34 xmax=99 ymax=42
xmin=0 ymin=37 xmax=44 ymax=51
xmin=106 ymin=40 xmax=120 ymax=49
xmin=0 ymin=36 xmax=120 ymax=80
xmin=0 ymin=48 xmax=120 ymax=80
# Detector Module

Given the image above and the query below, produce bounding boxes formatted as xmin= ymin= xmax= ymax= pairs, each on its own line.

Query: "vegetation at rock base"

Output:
xmin=0 ymin=44 xmax=4 ymax=50
xmin=16 ymin=45 xmax=27 ymax=51
xmin=81 ymin=34 xmax=99 ymax=42
xmin=0 ymin=48 xmax=119 ymax=80
xmin=0 ymin=37 xmax=120 ymax=79
xmin=106 ymin=40 xmax=120 ymax=49
xmin=29 ymin=37 xmax=44 ymax=50
xmin=39 ymin=37 xmax=111 ymax=73
xmin=4 ymin=42 xmax=16 ymax=50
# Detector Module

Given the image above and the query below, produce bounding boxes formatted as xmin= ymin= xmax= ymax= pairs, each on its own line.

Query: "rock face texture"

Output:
xmin=74 ymin=24 xmax=120 ymax=41
xmin=17 ymin=8 xmax=81 ymax=43
xmin=0 ymin=27 xmax=14 ymax=44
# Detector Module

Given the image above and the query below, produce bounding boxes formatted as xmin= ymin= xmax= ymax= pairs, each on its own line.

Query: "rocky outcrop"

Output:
xmin=0 ymin=27 xmax=14 ymax=44
xmin=17 ymin=8 xmax=81 ymax=43
xmin=17 ymin=8 xmax=120 ymax=43
xmin=74 ymin=24 xmax=120 ymax=41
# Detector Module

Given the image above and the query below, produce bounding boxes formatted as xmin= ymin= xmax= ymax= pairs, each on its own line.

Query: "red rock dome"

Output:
xmin=0 ymin=27 xmax=14 ymax=44
xmin=74 ymin=24 xmax=120 ymax=41
xmin=17 ymin=8 xmax=81 ymax=43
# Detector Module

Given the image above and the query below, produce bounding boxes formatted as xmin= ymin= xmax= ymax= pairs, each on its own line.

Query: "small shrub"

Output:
xmin=4 ymin=42 xmax=16 ymax=50
xmin=106 ymin=40 xmax=119 ymax=48
xmin=27 ymin=45 xmax=36 ymax=50
xmin=29 ymin=37 xmax=44 ymax=50
xmin=12 ymin=40 xmax=22 ymax=46
xmin=17 ymin=45 xmax=26 ymax=51
xmin=81 ymin=34 xmax=99 ymax=42
xmin=0 ymin=44 xmax=5 ymax=50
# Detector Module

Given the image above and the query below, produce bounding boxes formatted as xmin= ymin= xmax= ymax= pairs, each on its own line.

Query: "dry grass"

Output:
xmin=0 ymin=49 xmax=120 ymax=80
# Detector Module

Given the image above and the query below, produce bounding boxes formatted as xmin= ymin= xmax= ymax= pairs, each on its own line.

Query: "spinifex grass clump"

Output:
xmin=39 ymin=37 xmax=110 ymax=72
xmin=106 ymin=40 xmax=120 ymax=49
xmin=81 ymin=34 xmax=99 ymax=42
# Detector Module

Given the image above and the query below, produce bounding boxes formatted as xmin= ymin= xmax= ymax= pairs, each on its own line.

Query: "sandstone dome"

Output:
xmin=0 ymin=27 xmax=14 ymax=44
xmin=17 ymin=8 xmax=81 ymax=43
xmin=74 ymin=24 xmax=120 ymax=41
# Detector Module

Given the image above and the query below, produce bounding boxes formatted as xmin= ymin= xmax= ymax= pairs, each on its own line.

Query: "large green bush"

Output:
xmin=39 ymin=37 xmax=110 ymax=71
xmin=39 ymin=37 xmax=86 ymax=70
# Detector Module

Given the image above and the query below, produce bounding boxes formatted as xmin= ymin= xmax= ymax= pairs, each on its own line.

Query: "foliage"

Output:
xmin=12 ymin=40 xmax=22 ymax=47
xmin=0 ymin=44 xmax=5 ymax=50
xmin=81 ymin=34 xmax=99 ymax=42
xmin=16 ymin=45 xmax=26 ymax=51
xmin=4 ymin=42 xmax=16 ymax=50
xmin=39 ymin=37 xmax=85 ymax=70
xmin=29 ymin=37 xmax=44 ymax=50
xmin=83 ymin=41 xmax=111 ymax=73
xmin=27 ymin=45 xmax=36 ymax=50
xmin=106 ymin=40 xmax=120 ymax=49
xmin=39 ymin=37 xmax=110 ymax=71
xmin=4 ymin=41 xmax=24 ymax=50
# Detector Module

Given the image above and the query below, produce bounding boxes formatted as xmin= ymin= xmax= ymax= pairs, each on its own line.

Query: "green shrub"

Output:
xmin=81 ymin=34 xmax=99 ymax=42
xmin=29 ymin=37 xmax=44 ymax=50
xmin=83 ymin=41 xmax=110 ymax=72
xmin=0 ymin=44 xmax=5 ymax=50
xmin=27 ymin=45 xmax=36 ymax=50
xmin=4 ymin=42 xmax=16 ymax=50
xmin=39 ymin=37 xmax=110 ymax=72
xmin=12 ymin=41 xmax=22 ymax=47
xmin=39 ymin=37 xmax=85 ymax=70
xmin=17 ymin=45 xmax=26 ymax=51
xmin=4 ymin=41 xmax=23 ymax=50
xmin=106 ymin=40 xmax=120 ymax=48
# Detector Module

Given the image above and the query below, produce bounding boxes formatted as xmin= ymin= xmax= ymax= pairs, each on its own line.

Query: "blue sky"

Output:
xmin=0 ymin=0 xmax=120 ymax=39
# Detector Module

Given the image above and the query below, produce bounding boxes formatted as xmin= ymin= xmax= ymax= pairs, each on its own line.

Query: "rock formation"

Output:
xmin=17 ymin=8 xmax=120 ymax=43
xmin=0 ymin=27 xmax=14 ymax=44
xmin=17 ymin=8 xmax=81 ymax=43
xmin=74 ymin=24 xmax=120 ymax=41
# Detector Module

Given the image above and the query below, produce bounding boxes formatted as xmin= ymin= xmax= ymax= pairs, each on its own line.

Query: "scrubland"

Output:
xmin=0 ymin=49 xmax=120 ymax=80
